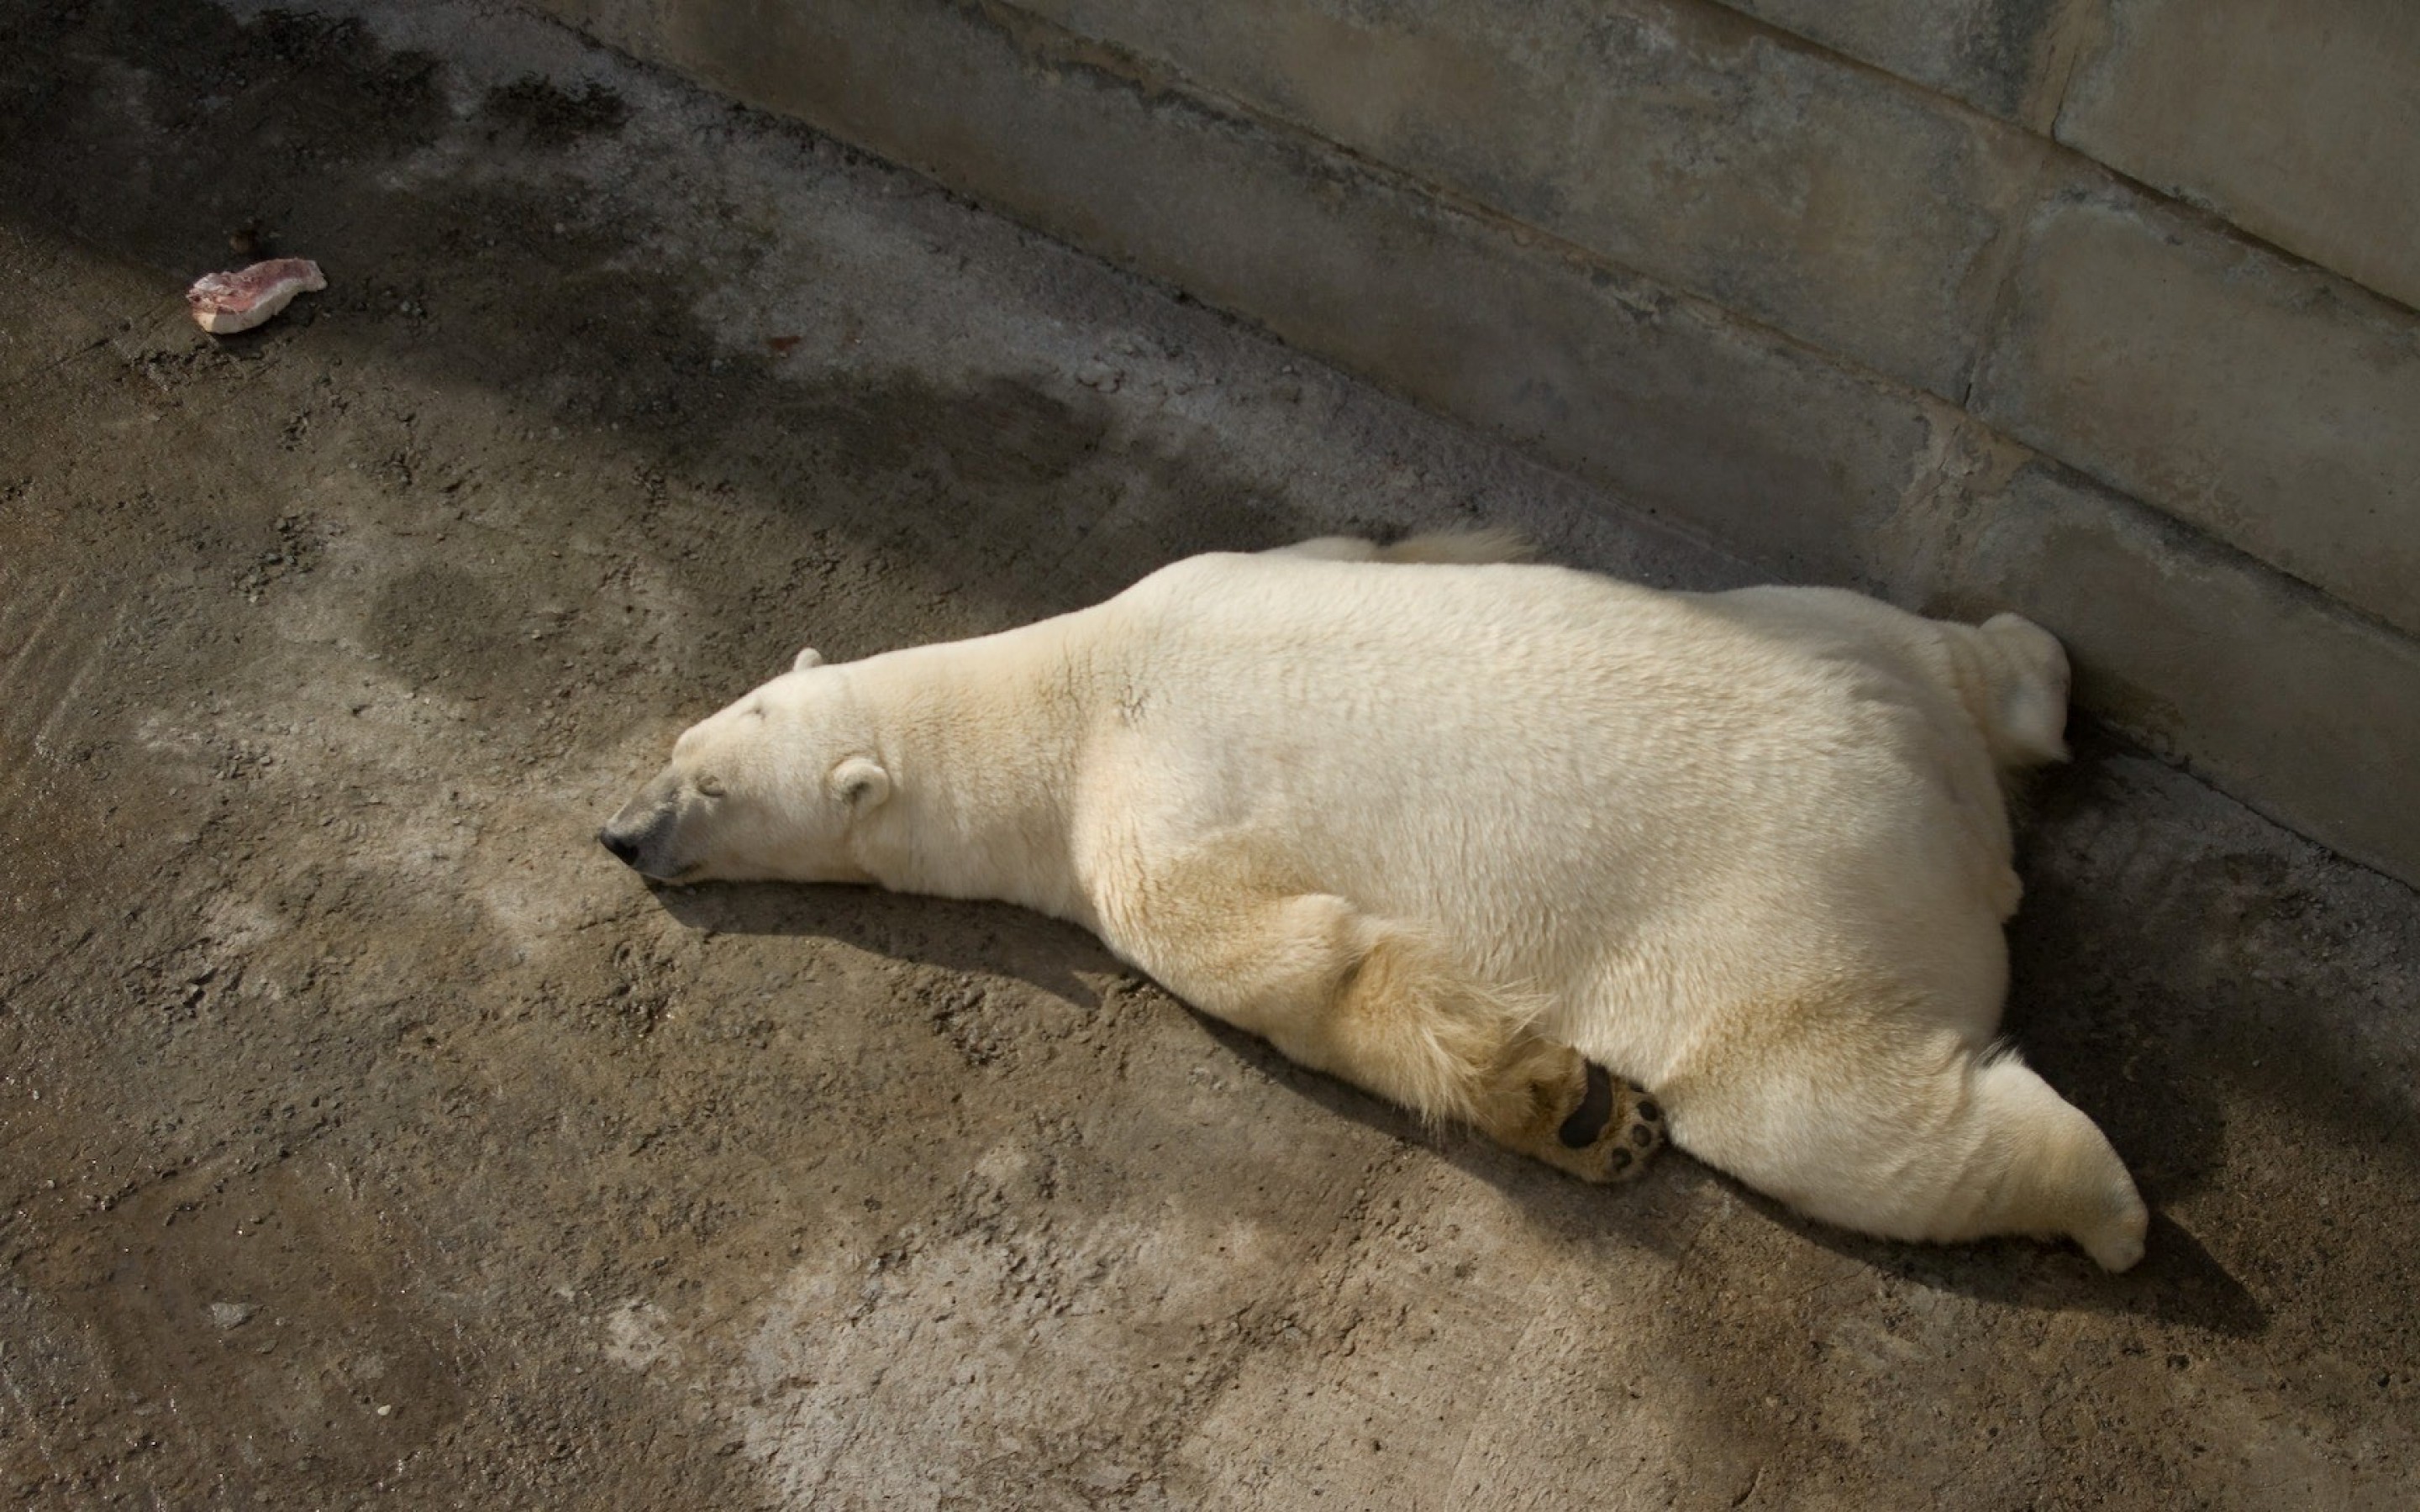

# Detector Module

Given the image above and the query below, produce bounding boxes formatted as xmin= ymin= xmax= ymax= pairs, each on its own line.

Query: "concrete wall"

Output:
xmin=531 ymin=0 xmax=2420 ymax=886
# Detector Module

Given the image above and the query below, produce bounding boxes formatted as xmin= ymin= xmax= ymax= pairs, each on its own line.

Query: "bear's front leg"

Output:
xmin=1092 ymin=846 xmax=1662 ymax=1182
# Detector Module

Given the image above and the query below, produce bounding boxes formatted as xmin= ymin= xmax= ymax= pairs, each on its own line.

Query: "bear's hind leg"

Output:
xmin=1474 ymin=1028 xmax=1668 ymax=1183
xmin=1318 ymin=931 xmax=1665 ymax=1182
xmin=1666 ymin=1021 xmax=2147 ymax=1269
xmin=1097 ymin=864 xmax=1661 ymax=1182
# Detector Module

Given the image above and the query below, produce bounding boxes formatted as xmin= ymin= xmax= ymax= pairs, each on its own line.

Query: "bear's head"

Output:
xmin=597 ymin=647 xmax=890 ymax=883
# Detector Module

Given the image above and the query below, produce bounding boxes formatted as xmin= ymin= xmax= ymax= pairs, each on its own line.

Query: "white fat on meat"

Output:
xmin=186 ymin=258 xmax=327 ymax=334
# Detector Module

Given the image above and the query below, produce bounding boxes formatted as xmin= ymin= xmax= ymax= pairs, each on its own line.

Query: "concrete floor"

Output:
xmin=1 ymin=3 xmax=2415 ymax=1506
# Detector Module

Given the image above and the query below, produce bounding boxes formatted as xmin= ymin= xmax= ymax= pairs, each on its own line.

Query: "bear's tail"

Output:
xmin=1961 ymin=612 xmax=2071 ymax=774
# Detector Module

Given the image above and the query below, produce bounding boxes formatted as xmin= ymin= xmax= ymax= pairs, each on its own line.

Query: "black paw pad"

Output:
xmin=1557 ymin=1062 xmax=1617 ymax=1149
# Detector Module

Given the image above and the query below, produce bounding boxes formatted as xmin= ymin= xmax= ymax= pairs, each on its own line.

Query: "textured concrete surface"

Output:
xmin=1007 ymin=0 xmax=2049 ymax=399
xmin=3 ymin=3 xmax=2419 ymax=1507
xmin=1971 ymin=186 xmax=2420 ymax=641
xmin=1718 ymin=0 xmax=2091 ymax=126
xmin=1713 ymin=0 xmax=2420 ymax=310
xmin=2057 ymin=0 xmax=2420 ymax=312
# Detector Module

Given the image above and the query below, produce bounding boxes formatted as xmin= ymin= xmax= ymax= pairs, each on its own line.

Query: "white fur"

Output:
xmin=604 ymin=538 xmax=2148 ymax=1269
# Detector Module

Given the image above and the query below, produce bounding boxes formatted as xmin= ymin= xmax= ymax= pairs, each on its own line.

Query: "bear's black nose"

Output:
xmin=598 ymin=827 xmax=641 ymax=867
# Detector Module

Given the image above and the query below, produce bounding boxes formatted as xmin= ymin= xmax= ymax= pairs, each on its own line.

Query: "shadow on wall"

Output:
xmin=2014 ymin=742 xmax=2420 ymax=1155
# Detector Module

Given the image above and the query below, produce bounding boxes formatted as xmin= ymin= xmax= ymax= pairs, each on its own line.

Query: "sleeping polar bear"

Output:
xmin=601 ymin=533 xmax=2149 ymax=1270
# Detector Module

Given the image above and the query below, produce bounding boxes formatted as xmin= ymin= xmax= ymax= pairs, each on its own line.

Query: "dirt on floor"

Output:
xmin=0 ymin=3 xmax=2415 ymax=1507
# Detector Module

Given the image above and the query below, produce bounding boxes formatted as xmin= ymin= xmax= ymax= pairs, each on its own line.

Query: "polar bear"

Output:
xmin=601 ymin=533 xmax=2149 ymax=1270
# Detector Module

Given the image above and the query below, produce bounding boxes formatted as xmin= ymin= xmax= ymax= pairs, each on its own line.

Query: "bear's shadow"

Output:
xmin=656 ymin=876 xmax=1110 ymax=1009
xmin=646 ymin=862 xmax=2266 ymax=1341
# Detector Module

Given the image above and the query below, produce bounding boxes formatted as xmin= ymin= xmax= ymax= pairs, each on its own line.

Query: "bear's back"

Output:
xmin=1082 ymin=553 xmax=2012 ymax=1011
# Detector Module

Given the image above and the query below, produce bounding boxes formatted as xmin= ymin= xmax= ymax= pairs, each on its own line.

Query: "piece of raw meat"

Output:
xmin=186 ymin=258 xmax=326 ymax=334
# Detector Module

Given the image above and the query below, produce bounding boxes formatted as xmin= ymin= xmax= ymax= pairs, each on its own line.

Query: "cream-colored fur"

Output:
xmin=602 ymin=534 xmax=2148 ymax=1269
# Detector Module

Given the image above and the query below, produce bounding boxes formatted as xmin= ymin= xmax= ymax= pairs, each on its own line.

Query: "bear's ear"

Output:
xmin=829 ymin=755 xmax=890 ymax=808
xmin=792 ymin=646 xmax=824 ymax=673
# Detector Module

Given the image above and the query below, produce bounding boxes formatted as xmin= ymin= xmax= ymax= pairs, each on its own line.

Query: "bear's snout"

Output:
xmin=598 ymin=787 xmax=681 ymax=877
xmin=597 ymin=827 xmax=642 ymax=867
